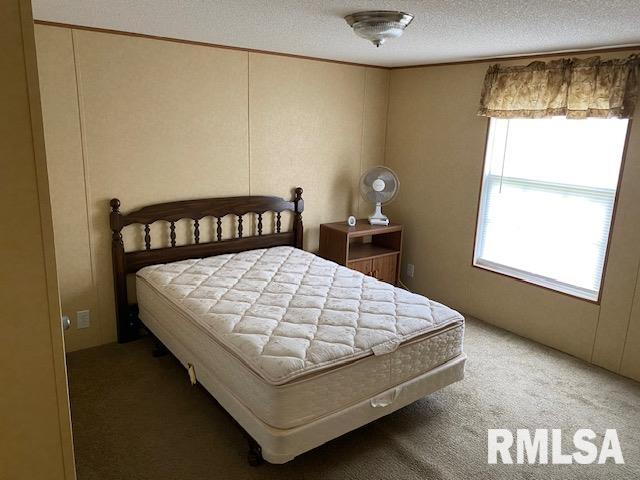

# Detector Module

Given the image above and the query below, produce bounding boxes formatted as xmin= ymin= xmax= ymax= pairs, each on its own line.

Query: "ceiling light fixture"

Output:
xmin=344 ymin=11 xmax=414 ymax=48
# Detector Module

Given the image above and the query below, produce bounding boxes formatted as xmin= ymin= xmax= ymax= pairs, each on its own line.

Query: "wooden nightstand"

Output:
xmin=319 ymin=220 xmax=403 ymax=285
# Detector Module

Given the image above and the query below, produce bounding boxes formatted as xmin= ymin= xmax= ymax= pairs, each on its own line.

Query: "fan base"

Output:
xmin=368 ymin=215 xmax=389 ymax=226
xmin=369 ymin=202 xmax=389 ymax=226
xmin=369 ymin=218 xmax=389 ymax=226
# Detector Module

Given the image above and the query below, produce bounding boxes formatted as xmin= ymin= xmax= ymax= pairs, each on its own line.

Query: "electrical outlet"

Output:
xmin=406 ymin=263 xmax=415 ymax=278
xmin=77 ymin=310 xmax=90 ymax=329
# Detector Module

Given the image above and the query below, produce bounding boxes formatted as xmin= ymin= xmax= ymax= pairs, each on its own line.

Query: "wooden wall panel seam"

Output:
xmin=71 ymin=28 xmax=102 ymax=346
xmin=590 ymin=118 xmax=639 ymax=371
xmin=618 ymin=256 xmax=640 ymax=371
xmin=589 ymin=308 xmax=603 ymax=364
xmin=382 ymin=72 xmax=391 ymax=169
xmin=357 ymin=68 xmax=367 ymax=216
xmin=247 ymin=51 xmax=251 ymax=196
xmin=384 ymin=59 xmax=638 ymax=375
xmin=39 ymin=25 xmax=390 ymax=350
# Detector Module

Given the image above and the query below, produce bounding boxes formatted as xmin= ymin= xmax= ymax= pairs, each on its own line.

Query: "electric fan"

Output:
xmin=359 ymin=166 xmax=399 ymax=226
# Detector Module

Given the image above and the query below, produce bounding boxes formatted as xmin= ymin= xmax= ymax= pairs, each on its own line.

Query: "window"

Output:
xmin=474 ymin=117 xmax=629 ymax=301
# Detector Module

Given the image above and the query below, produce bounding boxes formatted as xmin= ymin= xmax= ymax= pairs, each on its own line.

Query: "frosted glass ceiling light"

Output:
xmin=344 ymin=11 xmax=414 ymax=47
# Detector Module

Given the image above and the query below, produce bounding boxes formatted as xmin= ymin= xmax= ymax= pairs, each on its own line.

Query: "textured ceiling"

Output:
xmin=32 ymin=0 xmax=640 ymax=67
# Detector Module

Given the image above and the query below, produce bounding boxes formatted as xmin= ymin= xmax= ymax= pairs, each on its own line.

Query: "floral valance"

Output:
xmin=478 ymin=54 xmax=639 ymax=119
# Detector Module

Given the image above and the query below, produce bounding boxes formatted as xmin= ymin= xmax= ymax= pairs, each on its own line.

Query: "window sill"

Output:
xmin=472 ymin=258 xmax=600 ymax=304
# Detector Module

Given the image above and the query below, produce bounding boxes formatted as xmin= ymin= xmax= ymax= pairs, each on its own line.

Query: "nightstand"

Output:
xmin=319 ymin=220 xmax=403 ymax=285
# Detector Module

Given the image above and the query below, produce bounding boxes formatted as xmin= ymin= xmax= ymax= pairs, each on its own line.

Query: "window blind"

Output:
xmin=474 ymin=117 xmax=628 ymax=300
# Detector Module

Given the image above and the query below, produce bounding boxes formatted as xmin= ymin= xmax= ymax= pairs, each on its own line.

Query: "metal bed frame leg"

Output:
xmin=148 ymin=332 xmax=263 ymax=465
xmin=151 ymin=335 xmax=168 ymax=357
xmin=247 ymin=436 xmax=264 ymax=466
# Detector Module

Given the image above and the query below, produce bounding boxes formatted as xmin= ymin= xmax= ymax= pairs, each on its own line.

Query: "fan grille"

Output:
xmin=359 ymin=166 xmax=399 ymax=205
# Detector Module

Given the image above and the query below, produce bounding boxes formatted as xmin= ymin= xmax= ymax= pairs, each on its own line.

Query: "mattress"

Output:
xmin=137 ymin=246 xmax=464 ymax=429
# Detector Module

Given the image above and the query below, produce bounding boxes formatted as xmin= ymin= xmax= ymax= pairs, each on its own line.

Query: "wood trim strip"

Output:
xmin=33 ymin=19 xmax=387 ymax=69
xmin=471 ymin=263 xmax=601 ymax=305
xmin=594 ymin=118 xmax=634 ymax=304
xmin=391 ymin=45 xmax=640 ymax=70
xmin=470 ymin=118 xmax=492 ymax=277
xmin=34 ymin=19 xmax=640 ymax=71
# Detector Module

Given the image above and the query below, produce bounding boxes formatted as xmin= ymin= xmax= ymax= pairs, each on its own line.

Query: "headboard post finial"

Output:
xmin=293 ymin=187 xmax=304 ymax=249
xmin=110 ymin=198 xmax=123 ymax=243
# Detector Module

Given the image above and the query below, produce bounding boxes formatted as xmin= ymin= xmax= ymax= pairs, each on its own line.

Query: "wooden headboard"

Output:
xmin=110 ymin=187 xmax=304 ymax=342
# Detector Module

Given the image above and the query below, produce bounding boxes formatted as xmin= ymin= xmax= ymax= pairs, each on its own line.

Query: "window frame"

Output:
xmin=471 ymin=117 xmax=632 ymax=304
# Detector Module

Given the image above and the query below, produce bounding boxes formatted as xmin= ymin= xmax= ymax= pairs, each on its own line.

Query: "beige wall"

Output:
xmin=35 ymin=22 xmax=639 ymax=381
xmin=35 ymin=25 xmax=389 ymax=352
xmin=0 ymin=2 xmax=75 ymax=479
xmin=385 ymin=51 xmax=640 ymax=382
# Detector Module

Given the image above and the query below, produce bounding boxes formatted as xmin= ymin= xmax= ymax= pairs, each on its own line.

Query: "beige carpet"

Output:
xmin=67 ymin=317 xmax=640 ymax=480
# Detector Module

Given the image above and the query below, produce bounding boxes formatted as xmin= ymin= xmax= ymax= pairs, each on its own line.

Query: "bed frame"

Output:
xmin=109 ymin=187 xmax=466 ymax=466
xmin=110 ymin=187 xmax=304 ymax=343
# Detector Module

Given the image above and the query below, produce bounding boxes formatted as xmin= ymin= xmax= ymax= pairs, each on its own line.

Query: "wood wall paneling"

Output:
xmin=35 ymin=22 xmax=640 ymax=382
xmin=35 ymin=24 xmax=389 ymax=351
xmin=385 ymin=52 xmax=640 ymax=379
xmin=35 ymin=25 xmax=99 ymax=351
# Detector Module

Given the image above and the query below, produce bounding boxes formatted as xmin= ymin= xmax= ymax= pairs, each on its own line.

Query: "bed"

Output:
xmin=110 ymin=188 xmax=466 ymax=464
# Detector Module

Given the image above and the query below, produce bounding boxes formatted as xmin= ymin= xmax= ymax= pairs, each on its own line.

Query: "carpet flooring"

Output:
xmin=66 ymin=317 xmax=640 ymax=480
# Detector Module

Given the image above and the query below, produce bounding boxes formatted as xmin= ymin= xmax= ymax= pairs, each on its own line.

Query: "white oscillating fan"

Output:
xmin=359 ymin=166 xmax=399 ymax=226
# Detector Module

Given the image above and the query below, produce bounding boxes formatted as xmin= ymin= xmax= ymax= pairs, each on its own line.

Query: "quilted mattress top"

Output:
xmin=137 ymin=246 xmax=463 ymax=385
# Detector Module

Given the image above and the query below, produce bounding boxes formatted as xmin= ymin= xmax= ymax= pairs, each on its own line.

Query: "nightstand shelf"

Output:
xmin=319 ymin=220 xmax=403 ymax=285
xmin=348 ymin=244 xmax=398 ymax=261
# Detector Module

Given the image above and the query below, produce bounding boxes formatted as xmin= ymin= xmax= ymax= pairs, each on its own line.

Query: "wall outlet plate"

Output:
xmin=77 ymin=310 xmax=90 ymax=329
xmin=406 ymin=263 xmax=415 ymax=278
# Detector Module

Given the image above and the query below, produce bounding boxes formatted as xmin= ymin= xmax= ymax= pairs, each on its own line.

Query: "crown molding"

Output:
xmin=392 ymin=44 xmax=640 ymax=69
xmin=34 ymin=20 xmax=640 ymax=71
xmin=33 ymin=20 xmax=388 ymax=69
